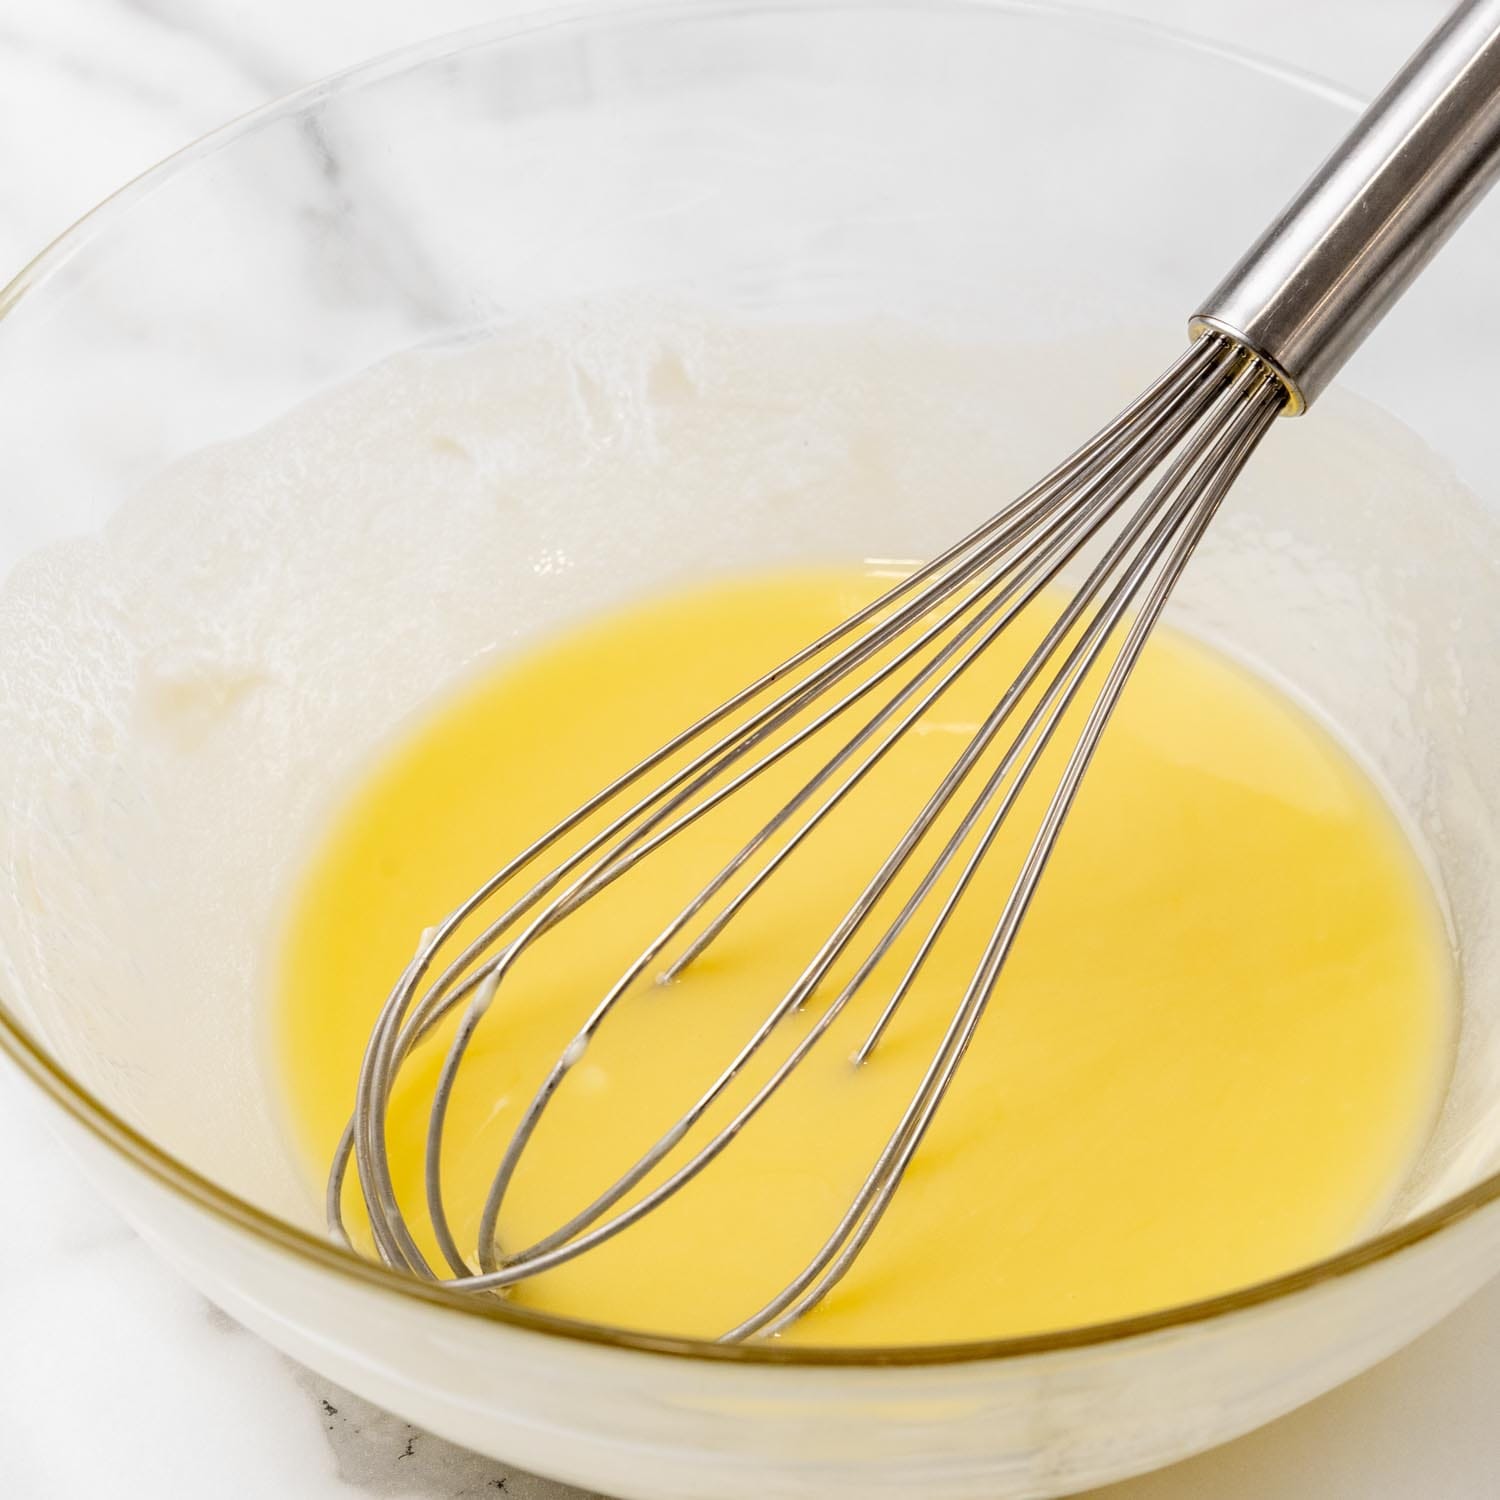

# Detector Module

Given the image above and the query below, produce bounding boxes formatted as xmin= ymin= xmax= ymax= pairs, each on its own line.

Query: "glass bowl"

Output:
xmin=4 ymin=3 xmax=1500 ymax=1496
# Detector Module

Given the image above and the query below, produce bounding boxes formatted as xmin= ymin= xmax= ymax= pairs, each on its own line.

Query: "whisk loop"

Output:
xmin=330 ymin=334 xmax=1287 ymax=1336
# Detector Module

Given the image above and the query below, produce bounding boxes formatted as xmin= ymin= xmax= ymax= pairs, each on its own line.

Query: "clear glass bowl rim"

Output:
xmin=0 ymin=0 xmax=1489 ymax=1369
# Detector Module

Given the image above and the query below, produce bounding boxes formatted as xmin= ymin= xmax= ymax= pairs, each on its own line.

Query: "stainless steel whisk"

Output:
xmin=332 ymin=0 xmax=1500 ymax=1339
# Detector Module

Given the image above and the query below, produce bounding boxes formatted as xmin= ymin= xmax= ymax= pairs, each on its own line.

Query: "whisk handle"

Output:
xmin=1192 ymin=0 xmax=1500 ymax=413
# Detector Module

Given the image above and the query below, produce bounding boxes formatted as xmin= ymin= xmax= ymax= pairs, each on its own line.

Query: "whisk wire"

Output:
xmin=452 ymin=337 xmax=1249 ymax=1278
xmin=731 ymin=365 xmax=1285 ymax=1340
xmin=350 ymin=336 xmax=1229 ymax=1271
xmin=454 ymin=339 xmax=1260 ymax=1277
xmin=332 ymin=336 xmax=1289 ymax=1333
xmin=464 ymin=355 xmax=1283 ymax=1319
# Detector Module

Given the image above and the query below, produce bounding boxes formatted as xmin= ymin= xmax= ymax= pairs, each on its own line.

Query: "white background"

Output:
xmin=2 ymin=2 xmax=1494 ymax=1496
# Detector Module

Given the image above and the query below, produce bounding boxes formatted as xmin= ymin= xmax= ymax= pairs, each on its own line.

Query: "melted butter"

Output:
xmin=276 ymin=566 xmax=1453 ymax=1344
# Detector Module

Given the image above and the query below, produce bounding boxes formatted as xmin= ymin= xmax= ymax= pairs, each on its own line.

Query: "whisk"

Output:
xmin=331 ymin=0 xmax=1500 ymax=1340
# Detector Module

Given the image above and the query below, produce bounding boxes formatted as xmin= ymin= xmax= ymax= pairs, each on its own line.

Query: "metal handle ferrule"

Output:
xmin=1192 ymin=0 xmax=1500 ymax=413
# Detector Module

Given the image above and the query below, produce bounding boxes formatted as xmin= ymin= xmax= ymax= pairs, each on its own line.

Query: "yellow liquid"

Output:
xmin=277 ymin=567 xmax=1453 ymax=1344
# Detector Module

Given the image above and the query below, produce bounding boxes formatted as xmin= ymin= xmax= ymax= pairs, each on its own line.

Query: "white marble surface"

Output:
xmin=3 ymin=1 xmax=1498 ymax=1496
